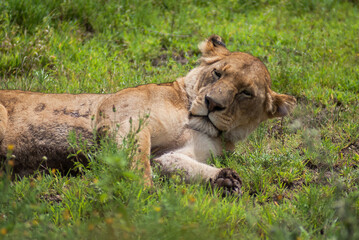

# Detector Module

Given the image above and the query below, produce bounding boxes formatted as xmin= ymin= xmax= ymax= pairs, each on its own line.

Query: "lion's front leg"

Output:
xmin=153 ymin=152 xmax=242 ymax=196
xmin=97 ymin=115 xmax=153 ymax=186
xmin=130 ymin=129 xmax=153 ymax=187
xmin=153 ymin=152 xmax=221 ymax=182
xmin=113 ymin=127 xmax=153 ymax=187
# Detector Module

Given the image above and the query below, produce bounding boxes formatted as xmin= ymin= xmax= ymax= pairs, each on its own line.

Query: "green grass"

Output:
xmin=1 ymin=0 xmax=359 ymax=239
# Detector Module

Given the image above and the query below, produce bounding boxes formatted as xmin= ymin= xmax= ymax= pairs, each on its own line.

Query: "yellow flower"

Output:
xmin=1 ymin=228 xmax=7 ymax=235
xmin=7 ymin=144 xmax=14 ymax=151
xmin=8 ymin=159 xmax=15 ymax=167
xmin=105 ymin=218 xmax=114 ymax=225
xmin=88 ymin=224 xmax=95 ymax=231
xmin=154 ymin=206 xmax=161 ymax=212
xmin=63 ymin=209 xmax=70 ymax=220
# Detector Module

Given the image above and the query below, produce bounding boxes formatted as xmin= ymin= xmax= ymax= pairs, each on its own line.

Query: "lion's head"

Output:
xmin=185 ymin=35 xmax=296 ymax=143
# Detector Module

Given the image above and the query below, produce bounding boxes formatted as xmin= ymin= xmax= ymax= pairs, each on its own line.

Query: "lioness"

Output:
xmin=0 ymin=35 xmax=296 ymax=194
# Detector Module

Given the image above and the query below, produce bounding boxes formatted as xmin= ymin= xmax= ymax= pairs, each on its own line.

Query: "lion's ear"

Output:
xmin=267 ymin=92 xmax=296 ymax=118
xmin=198 ymin=35 xmax=230 ymax=57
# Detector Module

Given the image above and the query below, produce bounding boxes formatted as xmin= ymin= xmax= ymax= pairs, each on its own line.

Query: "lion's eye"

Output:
xmin=240 ymin=90 xmax=252 ymax=97
xmin=214 ymin=70 xmax=221 ymax=78
xmin=212 ymin=69 xmax=222 ymax=80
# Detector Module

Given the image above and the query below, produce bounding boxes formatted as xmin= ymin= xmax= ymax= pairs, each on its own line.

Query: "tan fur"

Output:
xmin=0 ymin=35 xmax=296 ymax=185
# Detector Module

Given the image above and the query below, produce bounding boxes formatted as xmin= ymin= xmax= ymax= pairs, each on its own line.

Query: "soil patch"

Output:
xmin=151 ymin=51 xmax=192 ymax=66
xmin=340 ymin=140 xmax=359 ymax=158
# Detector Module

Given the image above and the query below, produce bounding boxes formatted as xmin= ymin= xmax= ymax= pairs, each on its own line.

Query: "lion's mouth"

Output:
xmin=188 ymin=114 xmax=222 ymax=137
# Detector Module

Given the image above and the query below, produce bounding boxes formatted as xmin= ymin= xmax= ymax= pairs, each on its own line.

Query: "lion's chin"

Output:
xmin=188 ymin=115 xmax=221 ymax=137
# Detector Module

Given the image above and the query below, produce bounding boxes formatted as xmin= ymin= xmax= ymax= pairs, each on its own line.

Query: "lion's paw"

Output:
xmin=211 ymin=168 xmax=242 ymax=197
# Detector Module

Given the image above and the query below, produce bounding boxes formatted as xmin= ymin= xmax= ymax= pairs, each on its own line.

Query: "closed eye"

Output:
xmin=214 ymin=70 xmax=221 ymax=78
xmin=240 ymin=90 xmax=253 ymax=97
xmin=212 ymin=69 xmax=222 ymax=81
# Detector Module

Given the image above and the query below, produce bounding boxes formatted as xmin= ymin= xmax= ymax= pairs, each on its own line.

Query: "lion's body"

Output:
xmin=0 ymin=90 xmax=107 ymax=175
xmin=0 ymin=36 xmax=296 ymax=193
xmin=0 ymin=82 xmax=223 ymax=177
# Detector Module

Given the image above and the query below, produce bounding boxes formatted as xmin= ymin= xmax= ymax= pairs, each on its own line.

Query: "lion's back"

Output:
xmin=0 ymin=90 xmax=108 ymax=175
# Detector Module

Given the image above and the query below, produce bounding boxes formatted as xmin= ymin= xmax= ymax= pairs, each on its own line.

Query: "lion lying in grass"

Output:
xmin=0 ymin=35 xmax=296 ymax=195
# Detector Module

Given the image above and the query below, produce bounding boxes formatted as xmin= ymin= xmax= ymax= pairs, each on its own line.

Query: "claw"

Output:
xmin=213 ymin=168 xmax=243 ymax=197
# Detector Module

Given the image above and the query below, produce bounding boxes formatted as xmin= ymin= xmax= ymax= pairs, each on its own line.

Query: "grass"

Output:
xmin=1 ymin=0 xmax=359 ymax=239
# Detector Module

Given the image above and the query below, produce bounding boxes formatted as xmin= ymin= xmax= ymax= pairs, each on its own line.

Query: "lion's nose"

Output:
xmin=205 ymin=95 xmax=225 ymax=113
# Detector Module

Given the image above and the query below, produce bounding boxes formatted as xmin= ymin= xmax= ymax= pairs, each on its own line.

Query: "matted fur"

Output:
xmin=0 ymin=35 xmax=296 ymax=189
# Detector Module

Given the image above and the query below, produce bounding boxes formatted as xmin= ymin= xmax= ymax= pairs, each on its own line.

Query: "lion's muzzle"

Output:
xmin=205 ymin=95 xmax=225 ymax=113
